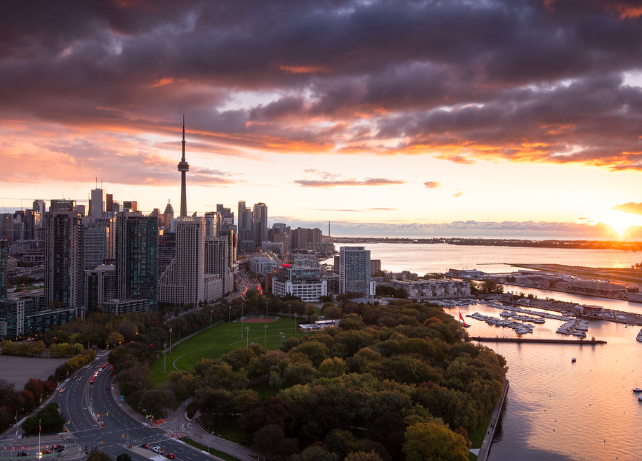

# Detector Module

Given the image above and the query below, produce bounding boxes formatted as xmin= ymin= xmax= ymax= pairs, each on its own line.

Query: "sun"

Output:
xmin=600 ymin=210 xmax=642 ymax=237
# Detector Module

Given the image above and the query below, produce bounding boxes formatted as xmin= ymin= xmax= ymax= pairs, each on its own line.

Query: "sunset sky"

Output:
xmin=2 ymin=0 xmax=642 ymax=238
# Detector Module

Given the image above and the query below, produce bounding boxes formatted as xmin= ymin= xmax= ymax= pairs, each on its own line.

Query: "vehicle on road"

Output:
xmin=140 ymin=444 xmax=150 ymax=449
xmin=152 ymin=446 xmax=162 ymax=453
xmin=165 ymin=453 xmax=175 ymax=459
xmin=16 ymin=452 xmax=28 ymax=457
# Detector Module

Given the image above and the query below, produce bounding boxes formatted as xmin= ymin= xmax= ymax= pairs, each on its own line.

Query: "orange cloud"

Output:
xmin=279 ymin=65 xmax=327 ymax=75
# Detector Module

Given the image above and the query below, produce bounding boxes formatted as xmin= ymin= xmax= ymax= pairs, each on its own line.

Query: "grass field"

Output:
xmin=150 ymin=316 xmax=309 ymax=385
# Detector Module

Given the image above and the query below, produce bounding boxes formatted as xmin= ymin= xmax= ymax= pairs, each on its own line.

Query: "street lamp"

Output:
xmin=210 ymin=310 xmax=213 ymax=329
xmin=265 ymin=301 xmax=269 ymax=318
xmin=294 ymin=313 xmax=299 ymax=333
xmin=169 ymin=328 xmax=173 ymax=354
xmin=279 ymin=332 xmax=284 ymax=346
xmin=288 ymin=304 xmax=291 ymax=320
xmin=241 ymin=303 xmax=244 ymax=339
xmin=228 ymin=306 xmax=231 ymax=323
xmin=246 ymin=327 xmax=250 ymax=348
xmin=264 ymin=325 xmax=268 ymax=350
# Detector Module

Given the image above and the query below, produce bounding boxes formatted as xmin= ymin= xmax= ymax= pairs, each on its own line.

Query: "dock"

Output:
xmin=470 ymin=337 xmax=607 ymax=345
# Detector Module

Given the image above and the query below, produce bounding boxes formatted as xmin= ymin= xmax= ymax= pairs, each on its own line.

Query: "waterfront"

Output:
xmin=347 ymin=242 xmax=642 ymax=274
xmin=348 ymin=243 xmax=642 ymax=461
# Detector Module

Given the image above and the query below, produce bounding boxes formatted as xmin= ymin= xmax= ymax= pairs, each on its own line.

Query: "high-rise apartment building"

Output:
xmin=204 ymin=212 xmax=219 ymax=237
xmin=115 ymin=211 xmax=158 ymax=311
xmin=252 ymin=202 xmax=268 ymax=248
xmin=339 ymin=246 xmax=372 ymax=296
xmin=84 ymin=264 xmax=116 ymax=312
xmin=237 ymin=201 xmax=254 ymax=252
xmin=158 ymin=217 xmax=204 ymax=306
xmin=83 ymin=218 xmax=114 ymax=270
xmin=0 ymin=239 xmax=7 ymax=299
xmin=106 ymin=194 xmax=113 ymax=213
xmin=44 ymin=200 xmax=84 ymax=316
xmin=291 ymin=227 xmax=322 ymax=251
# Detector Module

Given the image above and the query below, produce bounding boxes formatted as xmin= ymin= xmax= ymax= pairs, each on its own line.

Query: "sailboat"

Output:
xmin=459 ymin=312 xmax=471 ymax=328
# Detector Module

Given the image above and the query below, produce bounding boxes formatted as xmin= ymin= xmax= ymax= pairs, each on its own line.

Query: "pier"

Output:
xmin=470 ymin=337 xmax=607 ymax=345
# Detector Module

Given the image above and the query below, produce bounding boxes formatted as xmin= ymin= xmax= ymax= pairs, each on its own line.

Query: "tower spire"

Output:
xmin=178 ymin=115 xmax=189 ymax=218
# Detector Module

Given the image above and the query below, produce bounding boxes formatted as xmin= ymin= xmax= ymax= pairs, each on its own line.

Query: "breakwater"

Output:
xmin=470 ymin=337 xmax=607 ymax=345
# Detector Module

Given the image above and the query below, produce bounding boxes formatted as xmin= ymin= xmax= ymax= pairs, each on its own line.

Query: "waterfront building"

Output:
xmin=293 ymin=255 xmax=319 ymax=268
xmin=115 ymin=211 xmax=158 ymax=311
xmin=158 ymin=216 xmax=205 ymax=305
xmin=272 ymin=265 xmax=327 ymax=303
xmin=370 ymin=259 xmax=381 ymax=275
xmin=291 ymin=227 xmax=322 ymax=251
xmin=383 ymin=279 xmax=471 ymax=300
xmin=44 ymin=200 xmax=84 ymax=316
xmin=339 ymin=246 xmax=372 ymax=296
xmin=252 ymin=202 xmax=268 ymax=248
xmin=324 ymin=273 xmax=340 ymax=295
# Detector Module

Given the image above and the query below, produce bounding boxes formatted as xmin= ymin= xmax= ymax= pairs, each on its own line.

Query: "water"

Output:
xmin=345 ymin=242 xmax=642 ymax=274
xmin=343 ymin=243 xmax=642 ymax=461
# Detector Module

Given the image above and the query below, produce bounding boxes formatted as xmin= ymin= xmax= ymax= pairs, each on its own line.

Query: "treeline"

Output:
xmin=1 ymin=340 xmax=46 ymax=356
xmin=107 ymin=293 xmax=314 ymax=413
xmin=164 ymin=299 xmax=506 ymax=461
xmin=22 ymin=402 xmax=65 ymax=435
xmin=0 ymin=378 xmax=57 ymax=433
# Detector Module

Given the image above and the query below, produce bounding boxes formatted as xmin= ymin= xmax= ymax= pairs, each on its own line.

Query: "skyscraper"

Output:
xmin=252 ymin=202 xmax=268 ymax=248
xmin=178 ymin=116 xmax=189 ymax=218
xmin=115 ymin=211 xmax=158 ymax=311
xmin=158 ymin=217 xmax=204 ymax=306
xmin=0 ymin=239 xmax=7 ymax=299
xmin=163 ymin=200 xmax=174 ymax=229
xmin=339 ymin=246 xmax=371 ymax=296
xmin=90 ymin=187 xmax=105 ymax=218
xmin=238 ymin=201 xmax=254 ymax=252
xmin=44 ymin=200 xmax=84 ymax=315
xmin=83 ymin=218 xmax=113 ymax=270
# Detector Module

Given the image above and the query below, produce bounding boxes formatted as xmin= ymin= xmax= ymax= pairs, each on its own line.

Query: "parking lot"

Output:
xmin=0 ymin=355 xmax=67 ymax=388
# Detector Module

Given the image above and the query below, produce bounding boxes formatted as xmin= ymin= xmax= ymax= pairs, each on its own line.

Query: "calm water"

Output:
xmin=348 ymin=243 xmax=642 ymax=461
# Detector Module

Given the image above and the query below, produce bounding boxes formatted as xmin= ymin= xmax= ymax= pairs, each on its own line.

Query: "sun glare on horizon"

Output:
xmin=599 ymin=209 xmax=642 ymax=238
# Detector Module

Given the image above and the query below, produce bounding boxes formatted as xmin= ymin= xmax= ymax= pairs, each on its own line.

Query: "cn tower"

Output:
xmin=178 ymin=115 xmax=189 ymax=218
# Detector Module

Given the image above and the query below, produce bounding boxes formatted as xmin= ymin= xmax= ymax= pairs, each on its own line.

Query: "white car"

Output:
xmin=152 ymin=446 xmax=162 ymax=453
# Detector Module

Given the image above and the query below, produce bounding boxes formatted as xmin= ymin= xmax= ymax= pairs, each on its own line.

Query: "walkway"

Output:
xmin=476 ymin=378 xmax=509 ymax=461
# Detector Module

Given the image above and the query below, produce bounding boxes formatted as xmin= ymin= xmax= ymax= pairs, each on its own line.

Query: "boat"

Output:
xmin=639 ymin=396 xmax=642 ymax=402
xmin=633 ymin=388 xmax=642 ymax=393
xmin=572 ymin=358 xmax=576 ymax=363
xmin=637 ymin=329 xmax=642 ymax=343
xmin=458 ymin=312 xmax=471 ymax=328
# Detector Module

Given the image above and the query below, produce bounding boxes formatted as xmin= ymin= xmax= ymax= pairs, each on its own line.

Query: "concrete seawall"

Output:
xmin=471 ymin=337 xmax=607 ymax=345
xmin=476 ymin=378 xmax=509 ymax=461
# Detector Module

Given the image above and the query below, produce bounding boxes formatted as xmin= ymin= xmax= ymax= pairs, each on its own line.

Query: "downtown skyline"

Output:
xmin=2 ymin=0 xmax=642 ymax=239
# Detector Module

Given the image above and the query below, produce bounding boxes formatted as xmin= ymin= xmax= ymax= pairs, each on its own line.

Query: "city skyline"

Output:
xmin=2 ymin=1 xmax=642 ymax=239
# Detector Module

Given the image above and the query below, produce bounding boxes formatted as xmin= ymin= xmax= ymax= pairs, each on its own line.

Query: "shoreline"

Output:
xmin=476 ymin=378 xmax=509 ymax=461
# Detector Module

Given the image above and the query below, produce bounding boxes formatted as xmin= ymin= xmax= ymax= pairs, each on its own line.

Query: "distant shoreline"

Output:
xmin=325 ymin=237 xmax=642 ymax=251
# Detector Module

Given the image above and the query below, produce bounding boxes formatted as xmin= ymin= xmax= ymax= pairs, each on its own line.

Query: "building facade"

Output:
xmin=272 ymin=265 xmax=327 ymax=303
xmin=339 ymin=246 xmax=371 ymax=296
xmin=44 ymin=201 xmax=84 ymax=316
xmin=116 ymin=212 xmax=158 ymax=311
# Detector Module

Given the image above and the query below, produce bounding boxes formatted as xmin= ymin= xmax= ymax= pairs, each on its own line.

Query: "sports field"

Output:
xmin=150 ymin=316 xmax=309 ymax=385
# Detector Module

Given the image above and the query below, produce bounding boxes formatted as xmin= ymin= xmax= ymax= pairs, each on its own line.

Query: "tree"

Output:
xmin=87 ymin=449 xmax=113 ymax=461
xmin=345 ymin=451 xmax=384 ymax=461
xmin=403 ymin=422 xmax=468 ymax=461
xmin=116 ymin=454 xmax=132 ymax=461
xmin=291 ymin=446 xmax=339 ymax=461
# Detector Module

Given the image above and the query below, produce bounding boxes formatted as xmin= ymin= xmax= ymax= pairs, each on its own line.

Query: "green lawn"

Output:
xmin=179 ymin=437 xmax=243 ymax=461
xmin=150 ymin=316 xmax=309 ymax=385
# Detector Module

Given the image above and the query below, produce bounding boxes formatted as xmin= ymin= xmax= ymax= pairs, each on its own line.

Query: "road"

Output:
xmin=0 ymin=354 xmax=247 ymax=461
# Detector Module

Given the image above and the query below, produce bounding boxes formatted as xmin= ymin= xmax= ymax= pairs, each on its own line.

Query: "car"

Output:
xmin=16 ymin=452 xmax=28 ymax=457
xmin=58 ymin=387 xmax=65 ymax=394
xmin=165 ymin=453 xmax=175 ymax=459
xmin=151 ymin=446 xmax=162 ymax=453
xmin=140 ymin=444 xmax=150 ymax=449
xmin=89 ymin=380 xmax=94 ymax=385
xmin=40 ymin=449 xmax=51 ymax=454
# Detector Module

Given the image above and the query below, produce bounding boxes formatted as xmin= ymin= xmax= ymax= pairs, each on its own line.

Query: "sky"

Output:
xmin=2 ymin=0 xmax=642 ymax=239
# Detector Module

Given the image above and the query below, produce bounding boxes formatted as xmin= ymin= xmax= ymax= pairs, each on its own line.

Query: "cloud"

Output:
xmin=3 ymin=0 xmax=642 ymax=182
xmin=316 ymin=208 xmax=396 ymax=212
xmin=295 ymin=178 xmax=405 ymax=188
xmin=452 ymin=190 xmax=464 ymax=197
xmin=424 ymin=181 xmax=441 ymax=189
xmin=613 ymin=202 xmax=642 ymax=215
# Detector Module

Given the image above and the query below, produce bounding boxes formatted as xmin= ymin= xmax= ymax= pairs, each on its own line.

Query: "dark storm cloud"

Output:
xmin=3 ymin=0 xmax=642 ymax=173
